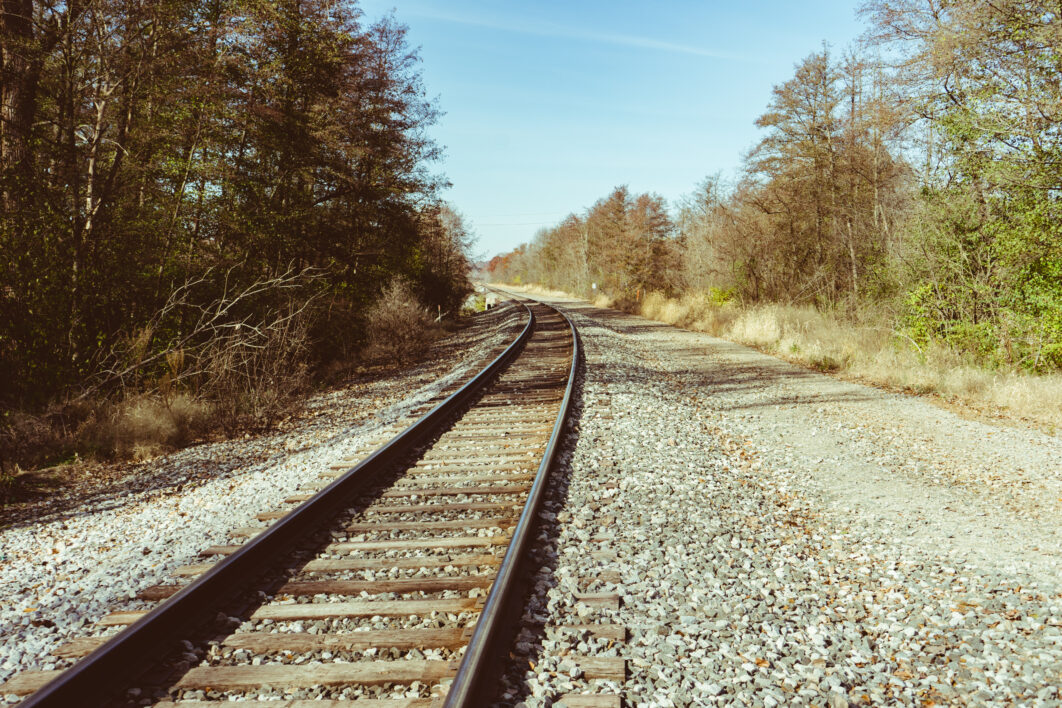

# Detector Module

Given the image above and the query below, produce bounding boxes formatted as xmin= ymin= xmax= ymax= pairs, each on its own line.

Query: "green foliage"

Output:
xmin=708 ymin=287 xmax=735 ymax=306
xmin=462 ymin=293 xmax=487 ymax=314
xmin=897 ymin=188 xmax=1062 ymax=371
xmin=862 ymin=0 xmax=1062 ymax=372
xmin=900 ymin=283 xmax=936 ymax=352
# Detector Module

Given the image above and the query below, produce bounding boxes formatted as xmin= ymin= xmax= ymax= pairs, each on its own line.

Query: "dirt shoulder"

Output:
xmin=546 ymin=295 xmax=1062 ymax=585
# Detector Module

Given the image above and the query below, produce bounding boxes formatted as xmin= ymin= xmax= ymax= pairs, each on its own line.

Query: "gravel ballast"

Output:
xmin=0 ymin=304 xmax=525 ymax=687
xmin=6 ymin=294 xmax=1061 ymax=706
xmin=499 ymin=296 xmax=1062 ymax=706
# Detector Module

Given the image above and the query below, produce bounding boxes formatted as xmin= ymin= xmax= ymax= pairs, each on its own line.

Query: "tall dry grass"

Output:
xmin=497 ymin=283 xmax=574 ymax=299
xmin=80 ymin=393 xmax=214 ymax=461
xmin=0 ymin=392 xmax=216 ymax=494
xmin=639 ymin=291 xmax=1062 ymax=430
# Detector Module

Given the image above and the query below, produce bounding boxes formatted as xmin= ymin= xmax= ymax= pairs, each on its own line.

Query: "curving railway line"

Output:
xmin=2 ymin=298 xmax=623 ymax=707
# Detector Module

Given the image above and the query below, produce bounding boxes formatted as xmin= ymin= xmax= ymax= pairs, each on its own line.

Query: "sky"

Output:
xmin=358 ymin=1 xmax=868 ymax=259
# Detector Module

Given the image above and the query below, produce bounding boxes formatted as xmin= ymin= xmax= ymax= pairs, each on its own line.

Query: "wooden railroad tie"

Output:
xmin=139 ymin=575 xmax=494 ymax=602
xmin=199 ymin=535 xmax=509 ymax=557
xmin=98 ymin=596 xmax=482 ymax=628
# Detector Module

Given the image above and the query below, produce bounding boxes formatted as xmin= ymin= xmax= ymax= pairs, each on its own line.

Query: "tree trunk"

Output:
xmin=1 ymin=0 xmax=39 ymax=210
xmin=847 ymin=220 xmax=858 ymax=301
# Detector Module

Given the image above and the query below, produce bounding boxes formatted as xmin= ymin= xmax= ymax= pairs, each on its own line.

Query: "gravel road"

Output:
xmin=500 ymin=297 xmax=1062 ymax=707
xmin=0 ymin=304 xmax=525 ymax=690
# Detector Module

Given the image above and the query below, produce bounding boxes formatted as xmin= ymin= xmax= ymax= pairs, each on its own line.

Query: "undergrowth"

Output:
xmin=364 ymin=280 xmax=440 ymax=364
xmin=0 ymin=281 xmax=447 ymax=495
xmin=639 ymin=291 xmax=1062 ymax=430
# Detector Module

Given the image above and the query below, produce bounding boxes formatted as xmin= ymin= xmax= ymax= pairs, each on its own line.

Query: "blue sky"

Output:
xmin=358 ymin=1 xmax=867 ymax=258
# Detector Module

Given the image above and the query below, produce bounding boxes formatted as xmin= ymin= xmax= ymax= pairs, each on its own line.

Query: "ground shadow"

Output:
xmin=563 ymin=300 xmax=886 ymax=412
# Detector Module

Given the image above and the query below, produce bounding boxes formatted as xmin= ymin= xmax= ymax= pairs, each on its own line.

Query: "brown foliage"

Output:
xmin=365 ymin=281 xmax=439 ymax=364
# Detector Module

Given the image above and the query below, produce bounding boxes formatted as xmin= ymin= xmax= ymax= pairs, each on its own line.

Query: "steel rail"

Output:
xmin=444 ymin=301 xmax=580 ymax=707
xmin=20 ymin=302 xmax=536 ymax=708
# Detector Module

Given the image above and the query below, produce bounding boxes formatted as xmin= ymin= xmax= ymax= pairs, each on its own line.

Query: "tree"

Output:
xmin=864 ymin=0 xmax=1062 ymax=368
xmin=0 ymin=0 xmax=465 ymax=407
xmin=729 ymin=48 xmax=907 ymax=303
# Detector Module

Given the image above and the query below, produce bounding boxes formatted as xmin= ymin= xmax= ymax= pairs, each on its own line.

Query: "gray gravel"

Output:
xmin=0 ymin=305 xmax=524 ymax=688
xmin=499 ymin=296 xmax=1062 ymax=707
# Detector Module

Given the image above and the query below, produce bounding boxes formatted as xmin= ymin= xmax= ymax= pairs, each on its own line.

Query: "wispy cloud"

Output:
xmin=405 ymin=8 xmax=759 ymax=63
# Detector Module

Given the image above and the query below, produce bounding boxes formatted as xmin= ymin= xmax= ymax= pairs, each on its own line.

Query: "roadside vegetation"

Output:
xmin=490 ymin=0 xmax=1062 ymax=430
xmin=0 ymin=0 xmax=472 ymax=491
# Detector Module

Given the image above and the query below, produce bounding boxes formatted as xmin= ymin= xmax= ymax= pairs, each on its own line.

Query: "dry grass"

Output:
xmin=640 ymin=291 xmax=1062 ymax=431
xmin=2 ymin=297 xmax=317 ymax=480
xmin=81 ymin=393 xmax=213 ymax=461
xmin=641 ymin=291 xmax=741 ymax=337
xmin=591 ymin=293 xmax=614 ymax=308
xmin=493 ymin=282 xmax=574 ymax=299
xmin=1 ymin=392 xmax=215 ymax=504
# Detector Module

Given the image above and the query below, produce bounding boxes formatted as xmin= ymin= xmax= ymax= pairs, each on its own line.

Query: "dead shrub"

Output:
xmin=365 ymin=281 xmax=439 ymax=364
xmin=198 ymin=300 xmax=313 ymax=431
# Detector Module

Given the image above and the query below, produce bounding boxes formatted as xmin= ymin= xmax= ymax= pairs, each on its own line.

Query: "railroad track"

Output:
xmin=2 ymin=299 xmax=623 ymax=707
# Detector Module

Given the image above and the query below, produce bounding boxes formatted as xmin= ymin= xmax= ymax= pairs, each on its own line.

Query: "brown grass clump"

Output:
xmin=80 ymin=394 xmax=213 ymax=461
xmin=641 ymin=291 xmax=740 ymax=336
xmin=0 ymin=393 xmax=215 ymax=503
xmin=365 ymin=281 xmax=440 ymax=364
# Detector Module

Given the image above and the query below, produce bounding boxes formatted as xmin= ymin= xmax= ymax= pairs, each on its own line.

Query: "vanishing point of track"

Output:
xmin=3 ymin=299 xmax=620 ymax=707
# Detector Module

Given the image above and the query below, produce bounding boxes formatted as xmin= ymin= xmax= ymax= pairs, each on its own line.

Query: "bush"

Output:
xmin=365 ymin=281 xmax=439 ymax=364
xmin=199 ymin=300 xmax=314 ymax=431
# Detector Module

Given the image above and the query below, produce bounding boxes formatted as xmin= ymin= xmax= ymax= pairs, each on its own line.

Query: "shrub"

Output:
xmin=365 ymin=281 xmax=438 ymax=364
xmin=199 ymin=300 xmax=313 ymax=431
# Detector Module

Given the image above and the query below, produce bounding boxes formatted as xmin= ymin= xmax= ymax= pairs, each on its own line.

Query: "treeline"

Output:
xmin=0 ymin=0 xmax=471 ymax=413
xmin=490 ymin=0 xmax=1062 ymax=373
xmin=488 ymin=187 xmax=675 ymax=300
